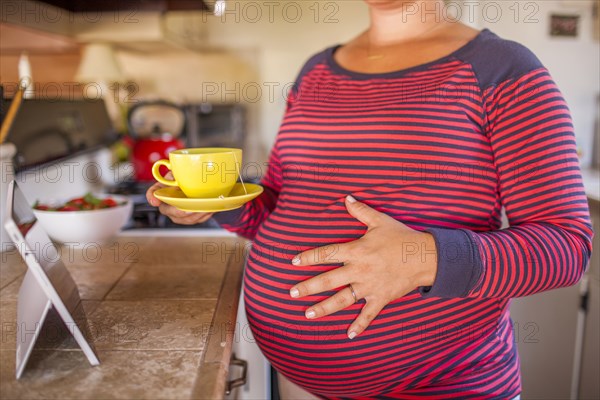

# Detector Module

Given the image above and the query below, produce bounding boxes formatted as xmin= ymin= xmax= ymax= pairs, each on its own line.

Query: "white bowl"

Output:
xmin=32 ymin=195 xmax=132 ymax=245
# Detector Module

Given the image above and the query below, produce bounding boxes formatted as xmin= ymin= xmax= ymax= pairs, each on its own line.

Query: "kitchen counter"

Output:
xmin=0 ymin=234 xmax=249 ymax=399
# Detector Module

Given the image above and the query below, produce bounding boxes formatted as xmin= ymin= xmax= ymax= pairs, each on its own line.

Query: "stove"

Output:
xmin=107 ymin=181 xmax=221 ymax=230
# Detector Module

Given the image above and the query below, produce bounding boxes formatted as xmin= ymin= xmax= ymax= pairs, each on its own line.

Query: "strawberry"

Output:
xmin=58 ymin=205 xmax=78 ymax=212
xmin=101 ymin=198 xmax=118 ymax=207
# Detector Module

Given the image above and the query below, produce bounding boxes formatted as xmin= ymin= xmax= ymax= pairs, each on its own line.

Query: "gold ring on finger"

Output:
xmin=349 ymin=284 xmax=358 ymax=303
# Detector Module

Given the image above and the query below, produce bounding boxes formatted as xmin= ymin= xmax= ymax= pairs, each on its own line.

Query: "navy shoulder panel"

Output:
xmin=292 ymin=47 xmax=331 ymax=91
xmin=454 ymin=29 xmax=544 ymax=89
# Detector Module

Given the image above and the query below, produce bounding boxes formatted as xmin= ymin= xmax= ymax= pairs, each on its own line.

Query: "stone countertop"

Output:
xmin=0 ymin=235 xmax=249 ymax=400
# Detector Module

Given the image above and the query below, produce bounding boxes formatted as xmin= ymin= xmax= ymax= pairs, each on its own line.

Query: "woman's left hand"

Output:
xmin=289 ymin=195 xmax=438 ymax=339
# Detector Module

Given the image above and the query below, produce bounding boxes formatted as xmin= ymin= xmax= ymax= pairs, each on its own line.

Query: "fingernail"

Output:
xmin=348 ymin=331 xmax=357 ymax=339
xmin=346 ymin=195 xmax=357 ymax=204
xmin=306 ymin=309 xmax=316 ymax=319
xmin=290 ymin=288 xmax=299 ymax=298
xmin=291 ymin=256 xmax=300 ymax=265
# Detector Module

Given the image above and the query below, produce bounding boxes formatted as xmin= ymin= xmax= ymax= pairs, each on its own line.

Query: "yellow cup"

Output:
xmin=152 ymin=148 xmax=243 ymax=198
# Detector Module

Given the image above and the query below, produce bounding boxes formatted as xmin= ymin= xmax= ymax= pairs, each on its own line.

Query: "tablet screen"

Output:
xmin=5 ymin=181 xmax=99 ymax=378
xmin=9 ymin=182 xmax=79 ymax=314
xmin=10 ymin=182 xmax=36 ymax=236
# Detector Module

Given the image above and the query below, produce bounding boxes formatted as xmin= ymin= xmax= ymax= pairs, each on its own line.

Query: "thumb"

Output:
xmin=345 ymin=195 xmax=383 ymax=227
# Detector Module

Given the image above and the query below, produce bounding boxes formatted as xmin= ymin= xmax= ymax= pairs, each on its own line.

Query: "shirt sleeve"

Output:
xmin=213 ymin=49 xmax=329 ymax=240
xmin=422 ymin=68 xmax=594 ymax=298
xmin=213 ymin=139 xmax=283 ymax=240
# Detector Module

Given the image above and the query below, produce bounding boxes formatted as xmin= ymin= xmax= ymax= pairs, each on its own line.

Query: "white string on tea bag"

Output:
xmin=232 ymin=151 xmax=248 ymax=195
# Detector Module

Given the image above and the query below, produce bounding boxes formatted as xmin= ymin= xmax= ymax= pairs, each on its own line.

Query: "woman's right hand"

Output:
xmin=146 ymin=172 xmax=214 ymax=225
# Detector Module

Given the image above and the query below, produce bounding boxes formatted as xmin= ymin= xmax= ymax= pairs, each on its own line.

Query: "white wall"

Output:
xmin=67 ymin=0 xmax=597 ymax=166
xmin=114 ymin=48 xmax=266 ymax=162
xmin=74 ymin=2 xmax=371 ymax=164
xmin=12 ymin=148 xmax=123 ymax=203
xmin=193 ymin=0 xmax=598 ymax=165
xmin=169 ymin=1 xmax=371 ymax=161
xmin=474 ymin=0 xmax=599 ymax=167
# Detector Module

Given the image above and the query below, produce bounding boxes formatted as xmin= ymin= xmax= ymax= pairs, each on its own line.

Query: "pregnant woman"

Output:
xmin=147 ymin=0 xmax=593 ymax=398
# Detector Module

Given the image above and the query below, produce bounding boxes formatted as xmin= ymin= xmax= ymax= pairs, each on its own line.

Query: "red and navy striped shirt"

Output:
xmin=216 ymin=29 xmax=593 ymax=399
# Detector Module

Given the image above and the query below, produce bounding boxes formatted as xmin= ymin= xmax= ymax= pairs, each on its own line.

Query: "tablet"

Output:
xmin=3 ymin=180 xmax=99 ymax=379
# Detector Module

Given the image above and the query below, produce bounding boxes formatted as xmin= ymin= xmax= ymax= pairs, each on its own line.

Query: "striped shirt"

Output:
xmin=216 ymin=29 xmax=593 ymax=399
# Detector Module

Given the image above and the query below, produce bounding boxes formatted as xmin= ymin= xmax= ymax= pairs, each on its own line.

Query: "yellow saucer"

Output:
xmin=153 ymin=183 xmax=263 ymax=213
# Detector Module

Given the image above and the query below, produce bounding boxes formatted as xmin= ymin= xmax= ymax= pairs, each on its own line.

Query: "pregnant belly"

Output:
xmin=243 ymin=213 xmax=511 ymax=398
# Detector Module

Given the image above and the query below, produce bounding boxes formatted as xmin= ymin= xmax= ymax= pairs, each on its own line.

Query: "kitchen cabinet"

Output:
xmin=0 ymin=235 xmax=248 ymax=399
xmin=510 ymin=195 xmax=600 ymax=400
xmin=226 ymin=293 xmax=271 ymax=400
xmin=510 ymin=284 xmax=581 ymax=399
xmin=579 ymin=197 xmax=600 ymax=399
xmin=579 ymin=277 xmax=599 ymax=399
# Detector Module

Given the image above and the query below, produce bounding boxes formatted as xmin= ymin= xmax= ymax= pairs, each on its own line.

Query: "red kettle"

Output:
xmin=127 ymin=100 xmax=185 ymax=182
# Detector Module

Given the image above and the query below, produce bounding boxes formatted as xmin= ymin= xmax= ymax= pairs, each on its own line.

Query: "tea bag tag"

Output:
xmin=232 ymin=152 xmax=248 ymax=195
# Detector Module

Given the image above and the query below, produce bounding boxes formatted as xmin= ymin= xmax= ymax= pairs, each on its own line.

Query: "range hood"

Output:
xmin=74 ymin=11 xmax=221 ymax=54
xmin=3 ymin=0 xmax=223 ymax=53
